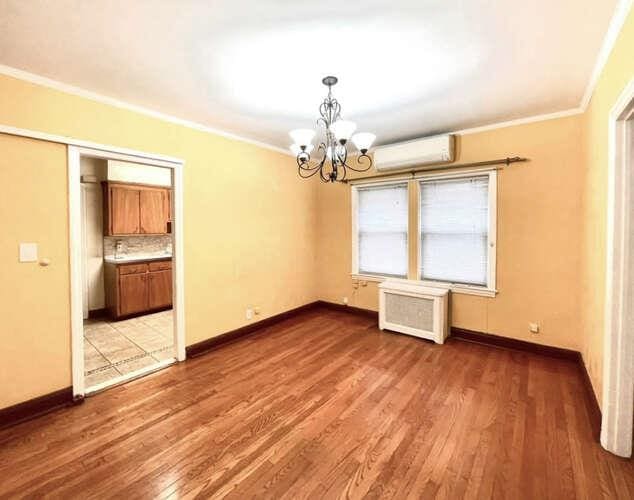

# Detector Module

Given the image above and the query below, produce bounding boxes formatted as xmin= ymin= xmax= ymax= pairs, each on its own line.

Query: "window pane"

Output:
xmin=357 ymin=184 xmax=408 ymax=277
xmin=419 ymin=176 xmax=489 ymax=286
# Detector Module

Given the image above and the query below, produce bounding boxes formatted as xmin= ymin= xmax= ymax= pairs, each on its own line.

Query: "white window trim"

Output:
xmin=415 ymin=169 xmax=497 ymax=295
xmin=351 ymin=168 xmax=497 ymax=298
xmin=350 ymin=273 xmax=497 ymax=297
xmin=351 ymin=179 xmax=410 ymax=280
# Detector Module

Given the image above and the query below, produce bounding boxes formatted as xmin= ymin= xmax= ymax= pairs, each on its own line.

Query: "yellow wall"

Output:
xmin=0 ymin=74 xmax=317 ymax=409
xmin=0 ymin=136 xmax=72 ymax=407
xmin=316 ymin=116 xmax=585 ymax=350
xmin=580 ymin=7 xmax=634 ymax=405
xmin=1 ymin=6 xmax=631 ymax=411
xmin=316 ymin=7 xmax=634 ymax=407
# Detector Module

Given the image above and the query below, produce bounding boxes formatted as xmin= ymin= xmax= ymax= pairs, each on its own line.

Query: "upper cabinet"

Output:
xmin=140 ymin=189 xmax=168 ymax=234
xmin=103 ymin=182 xmax=171 ymax=235
xmin=110 ymin=185 xmax=141 ymax=234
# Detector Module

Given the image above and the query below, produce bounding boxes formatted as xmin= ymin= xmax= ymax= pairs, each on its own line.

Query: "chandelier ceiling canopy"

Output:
xmin=290 ymin=76 xmax=376 ymax=183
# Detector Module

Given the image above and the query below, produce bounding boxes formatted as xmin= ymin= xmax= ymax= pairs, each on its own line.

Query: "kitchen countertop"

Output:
xmin=104 ymin=254 xmax=172 ymax=264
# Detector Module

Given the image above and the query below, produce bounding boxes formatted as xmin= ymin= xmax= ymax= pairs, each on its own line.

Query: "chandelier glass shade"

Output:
xmin=289 ymin=76 xmax=376 ymax=182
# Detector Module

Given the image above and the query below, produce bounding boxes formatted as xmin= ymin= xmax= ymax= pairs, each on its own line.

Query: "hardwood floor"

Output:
xmin=1 ymin=308 xmax=632 ymax=499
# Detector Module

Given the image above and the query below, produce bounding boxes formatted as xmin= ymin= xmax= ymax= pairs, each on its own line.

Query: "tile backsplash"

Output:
xmin=104 ymin=235 xmax=172 ymax=257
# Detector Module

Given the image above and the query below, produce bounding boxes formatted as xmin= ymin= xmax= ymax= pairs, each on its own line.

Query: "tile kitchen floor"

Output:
xmin=83 ymin=310 xmax=174 ymax=389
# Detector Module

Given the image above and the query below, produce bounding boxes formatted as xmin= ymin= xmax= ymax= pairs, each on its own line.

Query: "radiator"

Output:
xmin=378 ymin=279 xmax=449 ymax=344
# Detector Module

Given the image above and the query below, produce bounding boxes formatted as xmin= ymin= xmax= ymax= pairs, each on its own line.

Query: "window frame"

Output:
xmin=351 ymin=179 xmax=410 ymax=280
xmin=351 ymin=169 xmax=497 ymax=298
xmin=415 ymin=169 xmax=497 ymax=297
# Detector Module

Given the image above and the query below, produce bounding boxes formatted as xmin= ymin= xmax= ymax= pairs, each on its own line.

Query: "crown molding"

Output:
xmin=0 ymin=63 xmax=292 ymax=156
xmin=451 ymin=108 xmax=584 ymax=136
xmin=580 ymin=0 xmax=633 ymax=110
xmin=0 ymin=0 xmax=630 ymax=151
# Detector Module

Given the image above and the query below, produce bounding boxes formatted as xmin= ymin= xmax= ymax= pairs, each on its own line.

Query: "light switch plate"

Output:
xmin=19 ymin=243 xmax=38 ymax=262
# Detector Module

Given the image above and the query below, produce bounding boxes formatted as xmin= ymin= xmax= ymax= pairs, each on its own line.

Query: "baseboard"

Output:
xmin=450 ymin=327 xmax=579 ymax=361
xmin=3 ymin=305 xmax=601 ymax=441
xmin=315 ymin=300 xmax=378 ymax=321
xmin=87 ymin=308 xmax=108 ymax=319
xmin=450 ymin=326 xmax=602 ymax=439
xmin=186 ymin=300 xmax=377 ymax=359
xmin=185 ymin=301 xmax=322 ymax=358
xmin=578 ymin=354 xmax=602 ymax=440
xmin=0 ymin=387 xmax=77 ymax=430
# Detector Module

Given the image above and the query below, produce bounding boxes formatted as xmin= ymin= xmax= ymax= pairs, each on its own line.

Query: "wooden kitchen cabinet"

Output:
xmin=119 ymin=273 xmax=149 ymax=316
xmin=103 ymin=182 xmax=171 ymax=236
xmin=105 ymin=259 xmax=172 ymax=319
xmin=140 ymin=189 xmax=168 ymax=234
xmin=110 ymin=186 xmax=140 ymax=234
xmin=148 ymin=269 xmax=172 ymax=309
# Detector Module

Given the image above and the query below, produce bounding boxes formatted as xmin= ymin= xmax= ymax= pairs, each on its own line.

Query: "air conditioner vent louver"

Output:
xmin=379 ymin=279 xmax=449 ymax=344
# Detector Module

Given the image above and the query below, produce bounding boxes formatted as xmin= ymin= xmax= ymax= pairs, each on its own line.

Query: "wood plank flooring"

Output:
xmin=0 ymin=308 xmax=632 ymax=499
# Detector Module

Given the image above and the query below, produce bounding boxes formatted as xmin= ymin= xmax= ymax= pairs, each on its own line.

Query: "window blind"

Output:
xmin=357 ymin=183 xmax=408 ymax=277
xmin=419 ymin=176 xmax=489 ymax=285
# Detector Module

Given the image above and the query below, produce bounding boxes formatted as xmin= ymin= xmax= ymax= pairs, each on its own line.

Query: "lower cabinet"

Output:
xmin=148 ymin=269 xmax=172 ymax=309
xmin=119 ymin=273 xmax=150 ymax=316
xmin=105 ymin=259 xmax=172 ymax=319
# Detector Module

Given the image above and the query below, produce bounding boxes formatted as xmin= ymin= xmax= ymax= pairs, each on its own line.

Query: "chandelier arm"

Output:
xmin=337 ymin=162 xmax=348 ymax=182
xmin=297 ymin=157 xmax=325 ymax=178
xmin=336 ymin=145 xmax=348 ymax=165
xmin=317 ymin=150 xmax=331 ymax=183
xmin=298 ymin=167 xmax=322 ymax=179
xmin=319 ymin=163 xmax=331 ymax=183
xmin=296 ymin=155 xmax=323 ymax=172
xmin=297 ymin=160 xmax=322 ymax=172
xmin=340 ymin=153 xmax=374 ymax=173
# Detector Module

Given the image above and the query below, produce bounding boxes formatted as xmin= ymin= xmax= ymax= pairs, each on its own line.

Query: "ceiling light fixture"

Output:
xmin=290 ymin=76 xmax=376 ymax=182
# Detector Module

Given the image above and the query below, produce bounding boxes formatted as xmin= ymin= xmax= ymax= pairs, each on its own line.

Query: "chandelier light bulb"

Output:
xmin=331 ymin=120 xmax=357 ymax=143
xmin=290 ymin=143 xmax=314 ymax=156
xmin=352 ymin=132 xmax=376 ymax=154
xmin=289 ymin=129 xmax=315 ymax=148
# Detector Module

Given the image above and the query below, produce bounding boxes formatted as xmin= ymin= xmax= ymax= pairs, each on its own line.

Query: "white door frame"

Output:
xmin=603 ymin=77 xmax=634 ymax=458
xmin=68 ymin=145 xmax=186 ymax=398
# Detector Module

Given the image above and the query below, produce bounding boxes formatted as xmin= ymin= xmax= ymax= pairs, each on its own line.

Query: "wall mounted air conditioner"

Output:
xmin=378 ymin=279 xmax=449 ymax=344
xmin=373 ymin=134 xmax=455 ymax=171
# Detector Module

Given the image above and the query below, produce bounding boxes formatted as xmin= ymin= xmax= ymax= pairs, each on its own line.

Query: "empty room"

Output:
xmin=0 ymin=1 xmax=633 ymax=498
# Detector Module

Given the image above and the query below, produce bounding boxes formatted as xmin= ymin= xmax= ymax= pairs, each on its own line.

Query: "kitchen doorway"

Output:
xmin=68 ymin=145 xmax=185 ymax=397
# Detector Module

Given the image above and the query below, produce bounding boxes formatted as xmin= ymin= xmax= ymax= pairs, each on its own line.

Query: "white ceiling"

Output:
xmin=0 ymin=0 xmax=619 ymax=150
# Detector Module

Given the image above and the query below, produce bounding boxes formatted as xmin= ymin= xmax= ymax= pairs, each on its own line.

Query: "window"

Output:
xmin=354 ymin=183 xmax=408 ymax=277
xmin=351 ymin=170 xmax=496 ymax=296
xmin=419 ymin=175 xmax=493 ymax=287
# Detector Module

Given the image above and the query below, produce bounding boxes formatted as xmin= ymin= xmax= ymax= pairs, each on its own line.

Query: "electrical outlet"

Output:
xmin=529 ymin=322 xmax=540 ymax=334
xmin=246 ymin=308 xmax=253 ymax=320
xmin=342 ymin=296 xmax=348 ymax=305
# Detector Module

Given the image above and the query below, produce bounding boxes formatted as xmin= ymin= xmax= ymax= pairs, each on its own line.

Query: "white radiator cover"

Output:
xmin=378 ymin=279 xmax=449 ymax=344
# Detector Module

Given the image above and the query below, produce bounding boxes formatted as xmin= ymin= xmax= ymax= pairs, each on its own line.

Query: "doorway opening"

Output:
xmin=603 ymin=78 xmax=634 ymax=458
xmin=68 ymin=146 xmax=185 ymax=397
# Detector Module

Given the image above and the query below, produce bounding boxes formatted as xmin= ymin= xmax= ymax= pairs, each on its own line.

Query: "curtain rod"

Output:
xmin=343 ymin=156 xmax=528 ymax=183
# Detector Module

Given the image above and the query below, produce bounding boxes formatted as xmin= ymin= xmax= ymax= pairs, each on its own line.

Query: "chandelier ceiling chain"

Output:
xmin=289 ymin=76 xmax=376 ymax=183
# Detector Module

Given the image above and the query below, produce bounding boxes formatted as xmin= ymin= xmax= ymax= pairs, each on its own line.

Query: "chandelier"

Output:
xmin=289 ymin=76 xmax=376 ymax=183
